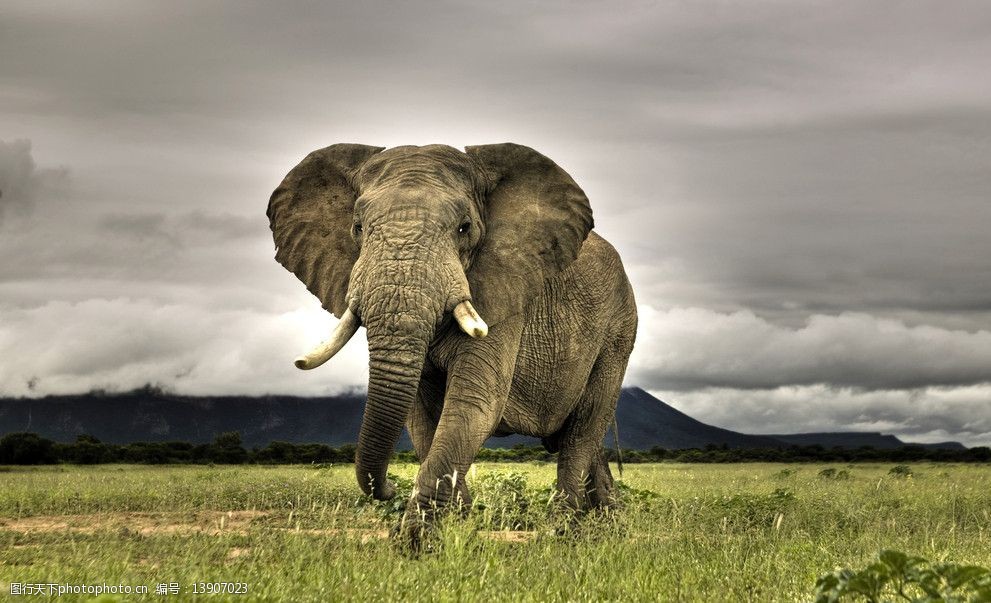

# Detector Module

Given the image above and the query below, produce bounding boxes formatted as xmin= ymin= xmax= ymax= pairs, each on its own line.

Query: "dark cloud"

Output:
xmin=629 ymin=307 xmax=991 ymax=391
xmin=0 ymin=139 xmax=67 ymax=222
xmin=621 ymin=106 xmax=991 ymax=320
xmin=0 ymin=2 xmax=989 ymax=443
xmin=655 ymin=385 xmax=991 ymax=448
xmin=98 ymin=211 xmax=262 ymax=247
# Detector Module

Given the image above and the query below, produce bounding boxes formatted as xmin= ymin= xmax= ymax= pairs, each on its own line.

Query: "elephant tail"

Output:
xmin=611 ymin=416 xmax=624 ymax=478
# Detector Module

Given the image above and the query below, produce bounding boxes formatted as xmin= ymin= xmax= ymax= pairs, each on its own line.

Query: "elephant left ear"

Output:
xmin=464 ymin=143 xmax=594 ymax=326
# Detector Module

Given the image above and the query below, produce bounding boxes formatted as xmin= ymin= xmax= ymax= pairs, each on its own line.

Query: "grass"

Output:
xmin=1 ymin=463 xmax=989 ymax=602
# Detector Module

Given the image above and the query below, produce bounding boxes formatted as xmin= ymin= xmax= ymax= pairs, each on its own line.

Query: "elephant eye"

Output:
xmin=353 ymin=223 xmax=363 ymax=235
xmin=458 ymin=221 xmax=471 ymax=235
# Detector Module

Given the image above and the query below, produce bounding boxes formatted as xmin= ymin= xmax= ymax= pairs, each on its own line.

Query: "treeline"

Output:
xmin=603 ymin=443 xmax=991 ymax=464
xmin=1 ymin=432 xmax=989 ymax=465
xmin=0 ymin=432 xmax=356 ymax=465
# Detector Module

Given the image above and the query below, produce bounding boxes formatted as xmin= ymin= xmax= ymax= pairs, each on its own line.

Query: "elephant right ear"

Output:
xmin=464 ymin=143 xmax=594 ymax=327
xmin=267 ymin=144 xmax=385 ymax=318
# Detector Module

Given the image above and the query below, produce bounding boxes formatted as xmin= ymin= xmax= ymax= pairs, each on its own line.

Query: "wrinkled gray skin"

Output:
xmin=268 ymin=143 xmax=637 ymax=544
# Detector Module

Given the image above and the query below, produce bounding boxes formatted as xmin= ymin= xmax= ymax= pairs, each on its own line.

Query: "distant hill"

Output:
xmin=768 ymin=432 xmax=968 ymax=451
xmin=0 ymin=386 xmax=369 ymax=449
xmin=607 ymin=387 xmax=785 ymax=449
xmin=0 ymin=385 xmax=966 ymax=450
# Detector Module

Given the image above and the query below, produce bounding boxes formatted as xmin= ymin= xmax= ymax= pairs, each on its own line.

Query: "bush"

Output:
xmin=0 ymin=432 xmax=58 ymax=464
xmin=712 ymin=488 xmax=796 ymax=530
xmin=208 ymin=432 xmax=248 ymax=464
xmin=472 ymin=470 xmax=540 ymax=530
xmin=67 ymin=435 xmax=110 ymax=464
xmin=889 ymin=465 xmax=914 ymax=478
xmin=819 ymin=468 xmax=851 ymax=480
xmin=357 ymin=472 xmax=415 ymax=519
xmin=814 ymin=550 xmax=991 ymax=602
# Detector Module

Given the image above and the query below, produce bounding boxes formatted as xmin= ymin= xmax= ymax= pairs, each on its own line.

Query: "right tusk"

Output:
xmin=453 ymin=300 xmax=488 ymax=338
xmin=294 ymin=308 xmax=360 ymax=370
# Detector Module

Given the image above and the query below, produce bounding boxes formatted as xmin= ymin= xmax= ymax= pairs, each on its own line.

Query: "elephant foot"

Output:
xmin=552 ymin=509 xmax=584 ymax=538
xmin=392 ymin=502 xmax=441 ymax=555
xmin=588 ymin=483 xmax=622 ymax=511
xmin=391 ymin=487 xmax=473 ymax=553
xmin=550 ymin=502 xmax=625 ymax=541
xmin=391 ymin=521 xmax=432 ymax=555
xmin=587 ymin=456 xmax=620 ymax=510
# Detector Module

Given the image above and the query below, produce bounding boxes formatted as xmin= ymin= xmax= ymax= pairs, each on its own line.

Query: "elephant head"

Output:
xmin=267 ymin=143 xmax=592 ymax=498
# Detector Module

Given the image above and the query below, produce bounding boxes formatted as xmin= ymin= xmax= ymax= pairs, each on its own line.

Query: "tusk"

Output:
xmin=294 ymin=308 xmax=360 ymax=370
xmin=453 ymin=300 xmax=488 ymax=338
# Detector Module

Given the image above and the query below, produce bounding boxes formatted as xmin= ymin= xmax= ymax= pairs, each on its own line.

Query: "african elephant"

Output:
xmin=268 ymin=143 xmax=637 ymax=540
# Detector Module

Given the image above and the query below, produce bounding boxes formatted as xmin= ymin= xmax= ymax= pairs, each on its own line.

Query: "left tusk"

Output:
xmin=453 ymin=300 xmax=488 ymax=338
xmin=294 ymin=308 xmax=360 ymax=370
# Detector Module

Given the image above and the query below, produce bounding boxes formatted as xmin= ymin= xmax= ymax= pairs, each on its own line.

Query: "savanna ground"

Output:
xmin=1 ymin=463 xmax=989 ymax=602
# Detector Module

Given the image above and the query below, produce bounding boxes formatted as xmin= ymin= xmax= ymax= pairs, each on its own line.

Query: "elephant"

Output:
xmin=267 ymin=143 xmax=637 ymax=542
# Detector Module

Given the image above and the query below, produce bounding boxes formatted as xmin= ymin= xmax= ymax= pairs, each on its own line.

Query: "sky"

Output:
xmin=1 ymin=1 xmax=989 ymax=446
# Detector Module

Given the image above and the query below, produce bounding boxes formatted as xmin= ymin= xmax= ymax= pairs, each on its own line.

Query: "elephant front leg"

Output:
xmin=406 ymin=374 xmax=472 ymax=511
xmin=397 ymin=322 xmax=521 ymax=549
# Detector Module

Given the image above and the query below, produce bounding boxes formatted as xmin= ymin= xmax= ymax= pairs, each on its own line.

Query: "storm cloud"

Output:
xmin=653 ymin=385 xmax=991 ymax=449
xmin=0 ymin=139 xmax=67 ymax=223
xmin=630 ymin=307 xmax=991 ymax=391
xmin=1 ymin=1 xmax=988 ymax=444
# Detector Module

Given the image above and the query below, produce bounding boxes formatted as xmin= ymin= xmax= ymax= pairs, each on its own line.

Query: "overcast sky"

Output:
xmin=1 ymin=1 xmax=989 ymax=446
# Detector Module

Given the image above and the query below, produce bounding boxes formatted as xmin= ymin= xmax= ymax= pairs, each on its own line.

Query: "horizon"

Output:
xmin=0 ymin=384 xmax=980 ymax=449
xmin=2 ymin=2 xmax=990 ymax=448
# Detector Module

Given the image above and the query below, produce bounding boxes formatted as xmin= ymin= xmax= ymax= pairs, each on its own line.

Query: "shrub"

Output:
xmin=358 ymin=472 xmax=414 ymax=519
xmin=0 ymin=432 xmax=58 ymax=464
xmin=819 ymin=468 xmax=851 ymax=480
xmin=67 ymin=435 xmax=110 ymax=464
xmin=889 ymin=465 xmax=914 ymax=478
xmin=711 ymin=488 xmax=795 ymax=530
xmin=472 ymin=470 xmax=538 ymax=530
xmin=208 ymin=431 xmax=248 ymax=464
xmin=814 ymin=549 xmax=991 ymax=602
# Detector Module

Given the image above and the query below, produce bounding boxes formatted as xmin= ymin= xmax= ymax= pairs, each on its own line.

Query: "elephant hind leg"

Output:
xmin=556 ymin=354 xmax=627 ymax=511
xmin=587 ymin=451 xmax=618 ymax=509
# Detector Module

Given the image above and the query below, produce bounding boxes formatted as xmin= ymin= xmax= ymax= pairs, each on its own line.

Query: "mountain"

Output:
xmin=0 ymin=385 xmax=966 ymax=450
xmin=769 ymin=432 xmax=904 ymax=449
xmin=609 ymin=389 xmax=964 ymax=451
xmin=607 ymin=387 xmax=786 ymax=449
xmin=0 ymin=386 xmax=369 ymax=448
xmin=768 ymin=432 xmax=968 ymax=451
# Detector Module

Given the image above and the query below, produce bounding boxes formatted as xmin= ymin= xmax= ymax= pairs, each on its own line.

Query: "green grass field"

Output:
xmin=1 ymin=463 xmax=989 ymax=602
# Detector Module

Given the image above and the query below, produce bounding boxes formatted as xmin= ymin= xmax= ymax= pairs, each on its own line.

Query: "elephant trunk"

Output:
xmin=353 ymin=284 xmax=436 ymax=500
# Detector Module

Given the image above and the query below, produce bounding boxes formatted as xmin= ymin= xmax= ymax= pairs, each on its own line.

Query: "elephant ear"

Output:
xmin=267 ymin=144 xmax=385 ymax=318
xmin=464 ymin=143 xmax=594 ymax=326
